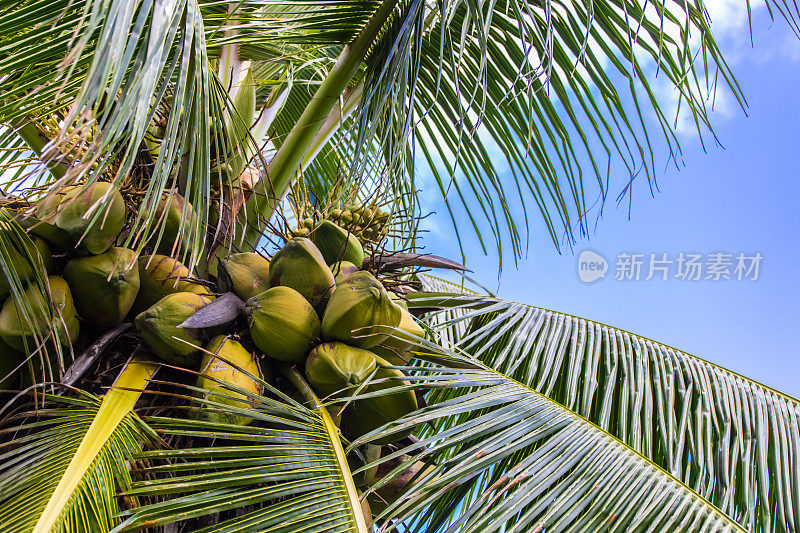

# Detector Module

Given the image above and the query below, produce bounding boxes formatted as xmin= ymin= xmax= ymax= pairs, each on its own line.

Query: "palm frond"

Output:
xmin=0 ymin=0 xmax=382 ymax=267
xmin=0 ymin=356 xmax=158 ymax=532
xmin=404 ymin=0 xmax=748 ymax=265
xmin=410 ymin=274 xmax=800 ymax=532
xmin=339 ymin=344 xmax=744 ymax=532
xmin=0 ymin=209 xmax=70 ymax=384
xmin=116 ymin=364 xmax=370 ymax=532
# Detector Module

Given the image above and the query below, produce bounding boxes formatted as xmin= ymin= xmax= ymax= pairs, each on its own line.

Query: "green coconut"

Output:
xmin=320 ymin=271 xmax=402 ymax=348
xmin=329 ymin=260 xmax=358 ymax=285
xmin=371 ymin=305 xmax=425 ymax=365
xmin=63 ymin=247 xmax=140 ymax=328
xmin=135 ymin=292 xmax=211 ymax=365
xmin=37 ymin=181 xmax=125 ymax=255
xmin=132 ymin=254 xmax=211 ymax=315
xmin=0 ymin=275 xmax=79 ymax=351
xmin=341 ymin=355 xmax=417 ymax=445
xmin=268 ymin=238 xmax=335 ymax=309
xmin=0 ymin=236 xmax=55 ymax=299
xmin=245 ymin=286 xmax=320 ymax=363
xmin=305 ymin=342 xmax=378 ymax=398
xmin=153 ymin=191 xmax=195 ymax=256
xmin=218 ymin=252 xmax=270 ymax=300
xmin=311 ymin=220 xmax=365 ymax=266
xmin=196 ymin=335 xmax=263 ymax=426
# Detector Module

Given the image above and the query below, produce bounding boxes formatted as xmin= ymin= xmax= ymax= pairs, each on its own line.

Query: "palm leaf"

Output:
xmin=338 ymin=345 xmax=744 ymax=532
xmin=0 ymin=209 xmax=70 ymax=384
xmin=0 ymin=0 xmax=383 ymax=268
xmin=0 ymin=356 xmax=158 ymax=532
xmin=410 ymin=274 xmax=800 ymax=532
xmin=116 ymin=363 xmax=369 ymax=532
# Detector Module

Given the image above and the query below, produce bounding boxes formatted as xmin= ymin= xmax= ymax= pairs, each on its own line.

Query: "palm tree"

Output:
xmin=0 ymin=0 xmax=796 ymax=531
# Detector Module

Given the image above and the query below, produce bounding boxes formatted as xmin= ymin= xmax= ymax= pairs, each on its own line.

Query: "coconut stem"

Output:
xmin=277 ymin=363 xmax=317 ymax=408
xmin=10 ymin=117 xmax=68 ymax=180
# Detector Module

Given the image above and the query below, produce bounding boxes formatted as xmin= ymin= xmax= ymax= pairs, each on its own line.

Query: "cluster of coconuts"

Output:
xmin=293 ymin=204 xmax=391 ymax=244
xmin=0 ymin=181 xmax=205 ymax=389
xmin=0 ymin=181 xmax=428 ymax=514
xmin=198 ymin=219 xmax=425 ymax=442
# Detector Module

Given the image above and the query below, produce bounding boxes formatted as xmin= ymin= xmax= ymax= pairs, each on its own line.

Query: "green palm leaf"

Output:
xmin=116 ymin=364 xmax=369 ymax=532
xmin=0 ymin=210 xmax=70 ymax=382
xmin=0 ymin=356 xmax=158 ymax=532
xmin=336 ymin=345 xmax=743 ymax=532
xmin=410 ymin=275 xmax=800 ymax=532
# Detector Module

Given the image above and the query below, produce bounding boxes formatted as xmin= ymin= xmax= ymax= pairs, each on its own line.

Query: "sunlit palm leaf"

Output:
xmin=411 ymin=274 xmax=800 ymax=532
xmin=338 ymin=345 xmax=743 ymax=532
xmin=0 ymin=0 xmax=382 ymax=267
xmin=116 ymin=365 xmax=369 ymax=532
xmin=404 ymin=0 xmax=747 ymax=264
xmin=0 ymin=357 xmax=157 ymax=532
xmin=0 ymin=210 xmax=70 ymax=383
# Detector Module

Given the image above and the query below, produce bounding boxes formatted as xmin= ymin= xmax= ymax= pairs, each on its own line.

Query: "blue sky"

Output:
xmin=420 ymin=5 xmax=800 ymax=396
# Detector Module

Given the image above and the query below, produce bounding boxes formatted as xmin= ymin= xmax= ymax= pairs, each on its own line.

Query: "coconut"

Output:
xmin=341 ymin=355 xmax=417 ymax=445
xmin=370 ymin=306 xmax=425 ymax=365
xmin=305 ymin=342 xmax=377 ymax=398
xmin=63 ymin=247 xmax=140 ymax=328
xmin=133 ymin=254 xmax=211 ymax=315
xmin=0 ymin=237 xmax=55 ymax=299
xmin=135 ymin=292 xmax=211 ymax=365
xmin=0 ymin=275 xmax=79 ymax=351
xmin=329 ymin=260 xmax=359 ymax=285
xmin=311 ymin=220 xmax=365 ymax=266
xmin=320 ymin=271 xmax=402 ymax=348
xmin=245 ymin=286 xmax=320 ymax=363
xmin=196 ymin=335 xmax=263 ymax=426
xmin=218 ymin=252 xmax=270 ymax=300
xmin=268 ymin=238 xmax=335 ymax=310
xmin=153 ymin=191 xmax=195 ymax=256
xmin=37 ymin=181 xmax=125 ymax=255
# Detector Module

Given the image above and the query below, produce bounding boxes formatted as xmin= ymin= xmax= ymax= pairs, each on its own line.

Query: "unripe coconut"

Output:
xmin=133 ymin=254 xmax=210 ymax=315
xmin=0 ymin=275 xmax=79 ymax=351
xmin=196 ymin=336 xmax=264 ymax=426
xmin=153 ymin=191 xmax=195 ymax=256
xmin=371 ymin=306 xmax=425 ymax=366
xmin=245 ymin=286 xmax=320 ymax=363
xmin=218 ymin=252 xmax=270 ymax=300
xmin=311 ymin=220 xmax=365 ymax=266
xmin=63 ymin=247 xmax=140 ymax=328
xmin=268 ymin=238 xmax=334 ymax=310
xmin=321 ymin=271 xmax=402 ymax=348
xmin=306 ymin=344 xmax=416 ymax=445
xmin=341 ymin=355 xmax=417 ymax=445
xmin=305 ymin=342 xmax=377 ymax=398
xmin=0 ymin=237 xmax=55 ymax=299
xmin=329 ymin=261 xmax=358 ymax=285
xmin=37 ymin=182 xmax=125 ymax=255
xmin=135 ymin=292 xmax=211 ymax=365
xmin=0 ymin=337 xmax=24 ymax=390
